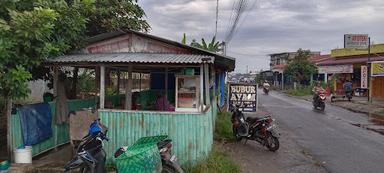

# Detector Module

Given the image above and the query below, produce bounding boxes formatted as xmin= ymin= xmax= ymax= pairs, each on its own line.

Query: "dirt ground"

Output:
xmin=219 ymin=110 xmax=328 ymax=173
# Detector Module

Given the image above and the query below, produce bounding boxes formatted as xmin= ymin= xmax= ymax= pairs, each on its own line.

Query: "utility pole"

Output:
xmin=368 ymin=37 xmax=372 ymax=102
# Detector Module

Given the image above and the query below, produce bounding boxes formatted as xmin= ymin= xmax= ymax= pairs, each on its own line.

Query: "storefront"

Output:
xmin=8 ymin=30 xmax=235 ymax=165
xmin=317 ymin=49 xmax=384 ymax=99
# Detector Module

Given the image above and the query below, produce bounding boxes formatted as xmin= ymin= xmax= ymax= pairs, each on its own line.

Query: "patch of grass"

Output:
xmin=214 ymin=111 xmax=234 ymax=141
xmin=185 ymin=146 xmax=240 ymax=173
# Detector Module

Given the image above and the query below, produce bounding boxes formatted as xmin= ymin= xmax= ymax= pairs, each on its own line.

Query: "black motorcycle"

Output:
xmin=263 ymin=87 xmax=269 ymax=95
xmin=64 ymin=119 xmax=109 ymax=173
xmin=313 ymin=91 xmax=326 ymax=111
xmin=231 ymin=104 xmax=280 ymax=151
xmin=114 ymin=137 xmax=184 ymax=173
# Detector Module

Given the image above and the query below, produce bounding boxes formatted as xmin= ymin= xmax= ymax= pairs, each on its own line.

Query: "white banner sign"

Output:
xmin=344 ymin=34 xmax=369 ymax=49
xmin=361 ymin=65 xmax=368 ymax=89
xmin=318 ymin=65 xmax=353 ymax=74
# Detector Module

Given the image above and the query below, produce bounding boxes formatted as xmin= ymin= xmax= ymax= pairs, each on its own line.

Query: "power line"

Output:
xmin=225 ymin=0 xmax=251 ymax=43
xmin=215 ymin=0 xmax=219 ymax=37
xmin=227 ymin=50 xmax=269 ymax=57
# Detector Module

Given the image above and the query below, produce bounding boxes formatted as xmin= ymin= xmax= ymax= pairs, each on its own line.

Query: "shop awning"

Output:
xmin=45 ymin=53 xmax=214 ymax=65
xmin=317 ymin=56 xmax=384 ymax=66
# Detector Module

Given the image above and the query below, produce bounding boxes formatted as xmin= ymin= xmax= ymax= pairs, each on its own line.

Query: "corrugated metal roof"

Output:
xmin=46 ymin=53 xmax=214 ymax=64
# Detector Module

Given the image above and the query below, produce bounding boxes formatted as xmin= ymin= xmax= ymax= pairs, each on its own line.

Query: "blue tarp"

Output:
xmin=220 ymin=72 xmax=226 ymax=107
xmin=214 ymin=72 xmax=226 ymax=107
xmin=18 ymin=103 xmax=53 ymax=146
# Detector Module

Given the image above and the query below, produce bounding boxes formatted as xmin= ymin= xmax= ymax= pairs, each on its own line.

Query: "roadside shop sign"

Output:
xmin=344 ymin=34 xmax=369 ymax=49
xmin=318 ymin=65 xmax=353 ymax=74
xmin=228 ymin=83 xmax=258 ymax=112
xmin=361 ymin=65 xmax=368 ymax=88
xmin=371 ymin=61 xmax=384 ymax=77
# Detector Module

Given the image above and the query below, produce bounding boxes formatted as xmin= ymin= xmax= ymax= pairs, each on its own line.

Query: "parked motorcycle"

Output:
xmin=231 ymin=104 xmax=280 ymax=151
xmin=313 ymin=91 xmax=326 ymax=111
xmin=64 ymin=119 xmax=109 ymax=173
xmin=114 ymin=137 xmax=184 ymax=173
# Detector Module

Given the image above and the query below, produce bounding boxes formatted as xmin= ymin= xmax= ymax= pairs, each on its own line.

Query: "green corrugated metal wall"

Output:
xmin=10 ymin=98 xmax=97 ymax=156
xmin=100 ymin=102 xmax=217 ymax=165
xmin=10 ymin=96 xmax=218 ymax=165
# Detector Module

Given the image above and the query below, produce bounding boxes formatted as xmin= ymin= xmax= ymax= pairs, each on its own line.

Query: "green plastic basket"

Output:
xmin=115 ymin=135 xmax=169 ymax=173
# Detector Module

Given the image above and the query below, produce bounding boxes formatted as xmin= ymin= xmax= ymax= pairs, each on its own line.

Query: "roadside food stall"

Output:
xmin=8 ymin=30 xmax=235 ymax=165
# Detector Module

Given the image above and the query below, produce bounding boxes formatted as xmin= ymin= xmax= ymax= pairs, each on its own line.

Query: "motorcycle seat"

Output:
xmin=246 ymin=117 xmax=259 ymax=123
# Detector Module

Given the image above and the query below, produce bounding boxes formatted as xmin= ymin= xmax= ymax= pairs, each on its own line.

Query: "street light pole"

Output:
xmin=367 ymin=37 xmax=371 ymax=102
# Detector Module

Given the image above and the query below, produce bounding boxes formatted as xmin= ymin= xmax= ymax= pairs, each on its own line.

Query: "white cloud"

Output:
xmin=139 ymin=0 xmax=384 ymax=72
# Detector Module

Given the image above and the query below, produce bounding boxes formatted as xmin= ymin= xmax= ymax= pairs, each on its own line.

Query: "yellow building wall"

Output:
xmin=331 ymin=44 xmax=384 ymax=58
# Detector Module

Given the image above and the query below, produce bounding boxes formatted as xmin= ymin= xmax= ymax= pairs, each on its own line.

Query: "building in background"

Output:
xmin=269 ymin=51 xmax=321 ymax=88
xmin=316 ymin=44 xmax=384 ymax=99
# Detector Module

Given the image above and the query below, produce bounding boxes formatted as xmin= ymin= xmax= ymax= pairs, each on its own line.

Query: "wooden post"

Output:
xmin=125 ymin=65 xmax=132 ymax=110
xmin=6 ymin=98 xmax=13 ymax=161
xmin=71 ymin=67 xmax=79 ymax=99
xmin=95 ymin=67 xmax=100 ymax=91
xmin=53 ymin=67 xmax=59 ymax=150
xmin=53 ymin=67 xmax=59 ymax=98
xmin=200 ymin=64 xmax=204 ymax=111
xmin=139 ymin=73 xmax=142 ymax=91
xmin=117 ymin=70 xmax=121 ymax=94
xmin=100 ymin=65 xmax=105 ymax=109
xmin=204 ymin=64 xmax=211 ymax=107
xmin=165 ymin=67 xmax=168 ymax=100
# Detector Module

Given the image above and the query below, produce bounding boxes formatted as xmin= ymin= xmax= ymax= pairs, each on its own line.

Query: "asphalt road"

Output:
xmin=259 ymin=91 xmax=384 ymax=173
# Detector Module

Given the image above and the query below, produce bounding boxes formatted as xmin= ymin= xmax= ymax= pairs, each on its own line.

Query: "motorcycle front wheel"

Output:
xmin=266 ymin=133 xmax=279 ymax=152
xmin=232 ymin=127 xmax=242 ymax=141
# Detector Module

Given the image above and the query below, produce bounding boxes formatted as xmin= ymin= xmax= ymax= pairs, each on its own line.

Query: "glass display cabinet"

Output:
xmin=175 ymin=75 xmax=200 ymax=112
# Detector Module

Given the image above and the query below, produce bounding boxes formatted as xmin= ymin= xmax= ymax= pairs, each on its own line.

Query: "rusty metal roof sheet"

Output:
xmin=46 ymin=53 xmax=214 ymax=64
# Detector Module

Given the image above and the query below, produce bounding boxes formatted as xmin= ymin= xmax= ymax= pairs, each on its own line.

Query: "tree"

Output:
xmin=191 ymin=36 xmax=221 ymax=53
xmin=284 ymin=49 xmax=317 ymax=85
xmin=85 ymin=0 xmax=150 ymax=36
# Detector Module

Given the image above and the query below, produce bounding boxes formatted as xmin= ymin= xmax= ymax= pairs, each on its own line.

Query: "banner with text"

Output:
xmin=228 ymin=83 xmax=258 ymax=112
xmin=344 ymin=34 xmax=369 ymax=49
xmin=371 ymin=61 xmax=384 ymax=77
xmin=361 ymin=65 xmax=368 ymax=88
xmin=318 ymin=65 xmax=353 ymax=74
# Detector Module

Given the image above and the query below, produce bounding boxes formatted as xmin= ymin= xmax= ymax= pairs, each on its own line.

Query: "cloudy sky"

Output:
xmin=139 ymin=0 xmax=384 ymax=73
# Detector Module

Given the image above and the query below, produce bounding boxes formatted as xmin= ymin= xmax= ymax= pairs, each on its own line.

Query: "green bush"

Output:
xmin=214 ymin=111 xmax=233 ymax=141
xmin=185 ymin=147 xmax=240 ymax=173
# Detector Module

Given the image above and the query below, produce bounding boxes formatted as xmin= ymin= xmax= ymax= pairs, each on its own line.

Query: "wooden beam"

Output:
xmin=204 ymin=64 xmax=211 ymax=107
xmin=53 ymin=67 xmax=59 ymax=98
xmin=125 ymin=65 xmax=133 ymax=110
xmin=165 ymin=67 xmax=168 ymax=100
xmin=6 ymin=98 xmax=13 ymax=161
xmin=200 ymin=64 xmax=204 ymax=111
xmin=100 ymin=65 xmax=105 ymax=109
xmin=117 ymin=70 xmax=121 ymax=93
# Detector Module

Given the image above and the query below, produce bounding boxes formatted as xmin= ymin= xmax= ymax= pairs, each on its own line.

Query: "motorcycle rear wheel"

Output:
xmin=266 ymin=133 xmax=279 ymax=152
